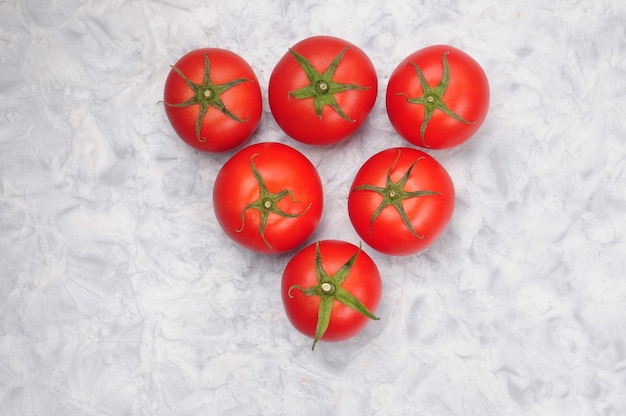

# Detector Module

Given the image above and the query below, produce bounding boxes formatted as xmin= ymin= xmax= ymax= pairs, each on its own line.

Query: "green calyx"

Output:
xmin=236 ymin=153 xmax=311 ymax=249
xmin=288 ymin=242 xmax=379 ymax=351
xmin=351 ymin=150 xmax=441 ymax=238
xmin=396 ymin=51 xmax=475 ymax=147
xmin=288 ymin=46 xmax=369 ymax=122
xmin=166 ymin=53 xmax=252 ymax=142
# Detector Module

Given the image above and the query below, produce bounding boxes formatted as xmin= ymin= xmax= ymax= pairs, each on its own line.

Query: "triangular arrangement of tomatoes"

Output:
xmin=163 ymin=36 xmax=489 ymax=351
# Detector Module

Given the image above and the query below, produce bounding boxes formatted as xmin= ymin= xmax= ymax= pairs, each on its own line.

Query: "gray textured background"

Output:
xmin=1 ymin=0 xmax=625 ymax=414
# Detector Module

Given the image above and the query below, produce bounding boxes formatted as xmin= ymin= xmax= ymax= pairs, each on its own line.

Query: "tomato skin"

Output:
xmin=348 ymin=147 xmax=455 ymax=256
xmin=213 ymin=142 xmax=323 ymax=254
xmin=386 ymin=45 xmax=489 ymax=149
xmin=281 ymin=240 xmax=382 ymax=343
xmin=268 ymin=36 xmax=378 ymax=145
xmin=164 ymin=48 xmax=262 ymax=153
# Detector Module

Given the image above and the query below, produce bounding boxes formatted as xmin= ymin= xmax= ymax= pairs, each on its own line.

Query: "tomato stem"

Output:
xmin=320 ymin=282 xmax=335 ymax=295
xmin=316 ymin=81 xmax=329 ymax=94
xmin=287 ymin=46 xmax=369 ymax=122
xmin=351 ymin=149 xmax=441 ymax=239
xmin=396 ymin=51 xmax=475 ymax=147
xmin=236 ymin=153 xmax=312 ymax=249
xmin=165 ymin=53 xmax=253 ymax=142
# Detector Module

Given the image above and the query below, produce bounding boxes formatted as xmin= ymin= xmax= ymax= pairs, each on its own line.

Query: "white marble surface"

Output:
xmin=1 ymin=0 xmax=625 ymax=414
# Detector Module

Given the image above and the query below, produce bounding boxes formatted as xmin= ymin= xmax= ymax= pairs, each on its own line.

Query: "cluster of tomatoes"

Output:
xmin=163 ymin=35 xmax=490 ymax=350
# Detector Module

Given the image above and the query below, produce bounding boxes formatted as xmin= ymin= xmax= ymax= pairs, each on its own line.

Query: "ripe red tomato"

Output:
xmin=348 ymin=147 xmax=455 ymax=256
xmin=268 ymin=36 xmax=378 ymax=145
xmin=281 ymin=240 xmax=382 ymax=350
xmin=213 ymin=142 xmax=323 ymax=254
xmin=386 ymin=45 xmax=489 ymax=149
xmin=164 ymin=48 xmax=262 ymax=153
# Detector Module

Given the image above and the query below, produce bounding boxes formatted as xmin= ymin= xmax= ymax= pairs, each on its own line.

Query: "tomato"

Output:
xmin=348 ymin=147 xmax=455 ymax=256
xmin=281 ymin=240 xmax=382 ymax=350
xmin=386 ymin=45 xmax=489 ymax=149
xmin=213 ymin=142 xmax=323 ymax=253
xmin=268 ymin=35 xmax=378 ymax=145
xmin=164 ymin=48 xmax=262 ymax=153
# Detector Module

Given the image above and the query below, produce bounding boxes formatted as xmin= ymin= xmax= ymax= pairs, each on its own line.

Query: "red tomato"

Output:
xmin=281 ymin=240 xmax=382 ymax=350
xmin=268 ymin=36 xmax=378 ymax=145
xmin=213 ymin=142 xmax=323 ymax=253
xmin=348 ymin=147 xmax=455 ymax=256
xmin=386 ymin=45 xmax=489 ymax=149
xmin=164 ymin=48 xmax=262 ymax=153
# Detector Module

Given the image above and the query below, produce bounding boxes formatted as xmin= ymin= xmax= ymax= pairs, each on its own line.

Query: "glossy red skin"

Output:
xmin=281 ymin=240 xmax=382 ymax=342
xmin=164 ymin=48 xmax=262 ymax=153
xmin=213 ymin=142 xmax=323 ymax=254
xmin=386 ymin=45 xmax=489 ymax=149
xmin=268 ymin=36 xmax=378 ymax=145
xmin=348 ymin=148 xmax=455 ymax=256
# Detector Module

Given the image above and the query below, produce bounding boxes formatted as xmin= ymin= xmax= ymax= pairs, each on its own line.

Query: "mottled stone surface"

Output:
xmin=1 ymin=0 xmax=625 ymax=414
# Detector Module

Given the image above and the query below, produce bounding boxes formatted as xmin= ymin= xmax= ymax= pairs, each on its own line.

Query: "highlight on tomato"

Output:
xmin=163 ymin=48 xmax=262 ymax=153
xmin=386 ymin=45 xmax=489 ymax=149
xmin=268 ymin=35 xmax=378 ymax=145
xmin=348 ymin=147 xmax=455 ymax=256
xmin=281 ymin=240 xmax=382 ymax=350
xmin=213 ymin=142 xmax=323 ymax=254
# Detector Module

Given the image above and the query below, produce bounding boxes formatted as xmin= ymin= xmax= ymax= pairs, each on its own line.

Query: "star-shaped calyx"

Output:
xmin=166 ymin=53 xmax=251 ymax=142
xmin=396 ymin=51 xmax=475 ymax=147
xmin=288 ymin=46 xmax=369 ymax=121
xmin=351 ymin=150 xmax=441 ymax=238
xmin=288 ymin=242 xmax=379 ymax=351
xmin=236 ymin=153 xmax=311 ymax=250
